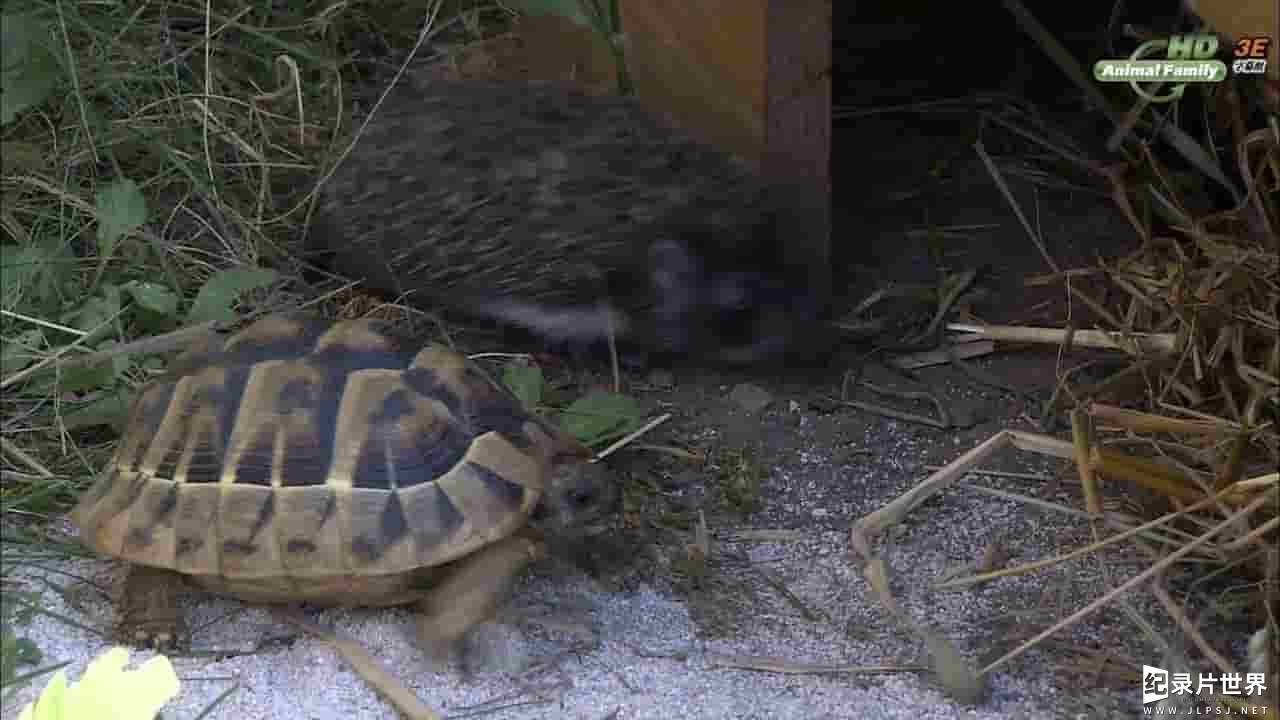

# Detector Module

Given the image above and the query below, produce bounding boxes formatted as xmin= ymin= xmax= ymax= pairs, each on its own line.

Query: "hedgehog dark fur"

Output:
xmin=307 ymin=78 xmax=829 ymax=366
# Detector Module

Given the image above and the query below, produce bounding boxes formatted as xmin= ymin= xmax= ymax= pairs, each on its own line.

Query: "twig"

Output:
xmin=1 ymin=437 xmax=54 ymax=478
xmin=593 ymin=413 xmax=671 ymax=460
xmin=973 ymin=140 xmax=1061 ymax=273
xmin=948 ymin=323 xmax=1178 ymax=355
xmin=705 ymin=652 xmax=925 ymax=676
xmin=0 ymin=306 xmax=132 ymax=390
xmin=979 ymin=492 xmax=1273 ymax=677
xmin=277 ymin=610 xmax=442 ymax=720
xmin=1149 ymin=578 xmax=1235 ymax=676
xmin=935 ymin=489 xmax=1235 ymax=591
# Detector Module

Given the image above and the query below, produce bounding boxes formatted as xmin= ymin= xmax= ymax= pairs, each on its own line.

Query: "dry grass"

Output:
xmin=842 ymin=1 xmax=1277 ymax=711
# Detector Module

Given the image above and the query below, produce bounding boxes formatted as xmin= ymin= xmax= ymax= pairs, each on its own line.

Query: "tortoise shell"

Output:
xmin=70 ymin=315 xmax=593 ymax=605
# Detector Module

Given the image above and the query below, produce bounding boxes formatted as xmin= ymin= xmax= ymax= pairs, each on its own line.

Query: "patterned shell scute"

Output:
xmin=71 ymin=315 xmax=577 ymax=583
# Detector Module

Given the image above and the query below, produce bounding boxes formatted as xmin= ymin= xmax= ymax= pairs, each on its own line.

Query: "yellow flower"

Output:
xmin=18 ymin=647 xmax=180 ymax=720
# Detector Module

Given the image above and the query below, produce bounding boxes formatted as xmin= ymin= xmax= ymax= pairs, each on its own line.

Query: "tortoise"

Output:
xmin=70 ymin=314 xmax=617 ymax=661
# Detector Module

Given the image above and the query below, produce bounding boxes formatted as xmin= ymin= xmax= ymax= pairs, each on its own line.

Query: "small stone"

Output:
xmin=661 ymin=469 xmax=701 ymax=490
xmin=647 ymin=369 xmax=676 ymax=389
xmin=807 ymin=396 xmax=842 ymax=414
xmin=812 ymin=508 xmax=830 ymax=519
xmin=621 ymin=352 xmax=650 ymax=372
xmin=728 ymin=383 xmax=772 ymax=414
xmin=462 ymin=622 xmax=533 ymax=676
xmin=540 ymin=148 xmax=570 ymax=171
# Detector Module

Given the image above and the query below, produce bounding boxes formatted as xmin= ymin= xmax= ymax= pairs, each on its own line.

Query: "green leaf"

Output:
xmin=56 ymin=360 xmax=115 ymax=394
xmin=1 ymin=626 xmax=16 ymax=684
xmin=0 ymin=329 xmax=44 ymax=377
xmin=123 ymin=281 xmax=179 ymax=316
xmin=1 ymin=245 xmax=47 ymax=312
xmin=94 ymin=179 xmax=148 ymax=258
xmin=3 ymin=241 xmax=73 ymax=314
xmin=0 ymin=13 xmax=60 ymax=126
xmin=559 ymin=390 xmax=642 ymax=444
xmin=47 ymin=332 xmax=130 ymax=395
xmin=0 ymin=624 xmax=39 ymax=687
xmin=186 ymin=266 xmax=277 ymax=324
xmin=8 ymin=592 xmax=39 ymax=624
xmin=501 ymin=362 xmax=545 ymax=409
xmin=62 ymin=390 xmax=133 ymax=432
xmin=102 ymin=283 xmax=123 ymax=314
xmin=508 ymin=0 xmax=591 ymax=28
xmin=13 ymin=637 xmax=41 ymax=667
xmin=0 ymin=140 xmax=46 ymax=175
xmin=63 ymin=291 xmax=121 ymax=346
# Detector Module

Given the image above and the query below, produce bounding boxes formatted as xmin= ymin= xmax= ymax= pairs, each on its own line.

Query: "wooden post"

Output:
xmin=517 ymin=1 xmax=832 ymax=283
xmin=763 ymin=0 xmax=831 ymax=296
xmin=1186 ymin=0 xmax=1277 ymax=82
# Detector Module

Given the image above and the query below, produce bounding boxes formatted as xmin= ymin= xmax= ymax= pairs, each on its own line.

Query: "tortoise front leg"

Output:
xmin=116 ymin=564 xmax=185 ymax=651
xmin=414 ymin=534 xmax=544 ymax=673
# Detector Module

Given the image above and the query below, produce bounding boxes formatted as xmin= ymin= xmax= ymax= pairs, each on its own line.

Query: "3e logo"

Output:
xmin=1230 ymin=37 xmax=1272 ymax=76
xmin=1233 ymin=37 xmax=1271 ymax=59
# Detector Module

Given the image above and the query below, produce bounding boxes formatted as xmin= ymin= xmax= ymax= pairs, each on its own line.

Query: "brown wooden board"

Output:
xmin=1187 ymin=0 xmax=1277 ymax=82
xmin=518 ymin=1 xmax=831 ymax=280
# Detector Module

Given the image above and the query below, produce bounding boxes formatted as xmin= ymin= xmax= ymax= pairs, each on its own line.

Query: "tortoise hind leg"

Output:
xmin=116 ymin=565 xmax=185 ymax=651
xmin=413 ymin=534 xmax=544 ymax=674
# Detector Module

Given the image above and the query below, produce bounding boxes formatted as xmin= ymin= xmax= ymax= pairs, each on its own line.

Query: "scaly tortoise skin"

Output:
xmin=70 ymin=314 xmax=616 ymax=654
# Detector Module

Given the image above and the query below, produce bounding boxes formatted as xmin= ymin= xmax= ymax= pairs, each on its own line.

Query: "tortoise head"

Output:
xmin=528 ymin=458 xmax=619 ymax=539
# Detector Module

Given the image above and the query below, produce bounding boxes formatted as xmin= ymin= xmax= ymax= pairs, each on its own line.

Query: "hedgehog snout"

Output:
xmin=703 ymin=269 xmax=823 ymax=365
xmin=647 ymin=239 xmax=818 ymax=364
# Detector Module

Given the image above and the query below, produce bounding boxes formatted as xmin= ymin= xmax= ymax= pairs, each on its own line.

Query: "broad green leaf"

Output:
xmin=0 ymin=329 xmax=44 ymax=377
xmin=101 ymin=283 xmax=122 ymax=314
xmin=0 ymin=141 xmax=45 ymax=175
xmin=1 ymin=626 xmax=17 ymax=684
xmin=122 ymin=281 xmax=179 ymax=316
xmin=64 ymin=291 xmax=122 ymax=346
xmin=559 ymin=390 xmax=642 ymax=443
xmin=94 ymin=179 xmax=148 ymax=258
xmin=8 ymin=591 xmax=39 ymax=624
xmin=186 ymin=266 xmax=277 ymax=324
xmin=56 ymin=361 xmax=116 ymax=394
xmin=502 ymin=362 xmax=545 ymax=409
xmin=13 ymin=638 xmax=41 ymax=667
xmin=508 ymin=0 xmax=591 ymax=28
xmin=62 ymin=390 xmax=133 ymax=431
xmin=0 ymin=13 xmax=60 ymax=126
xmin=1 ymin=245 xmax=48 ymax=311
xmin=2 ymin=241 xmax=72 ymax=313
xmin=48 ymin=334 xmax=130 ymax=394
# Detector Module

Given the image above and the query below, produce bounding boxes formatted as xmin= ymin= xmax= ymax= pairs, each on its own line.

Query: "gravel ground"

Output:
xmin=3 ymin=382 xmax=1157 ymax=720
xmin=4 ymin=549 xmax=1068 ymax=720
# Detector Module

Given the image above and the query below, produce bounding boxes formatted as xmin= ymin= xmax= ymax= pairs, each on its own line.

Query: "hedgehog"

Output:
xmin=306 ymin=77 xmax=830 ymax=366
